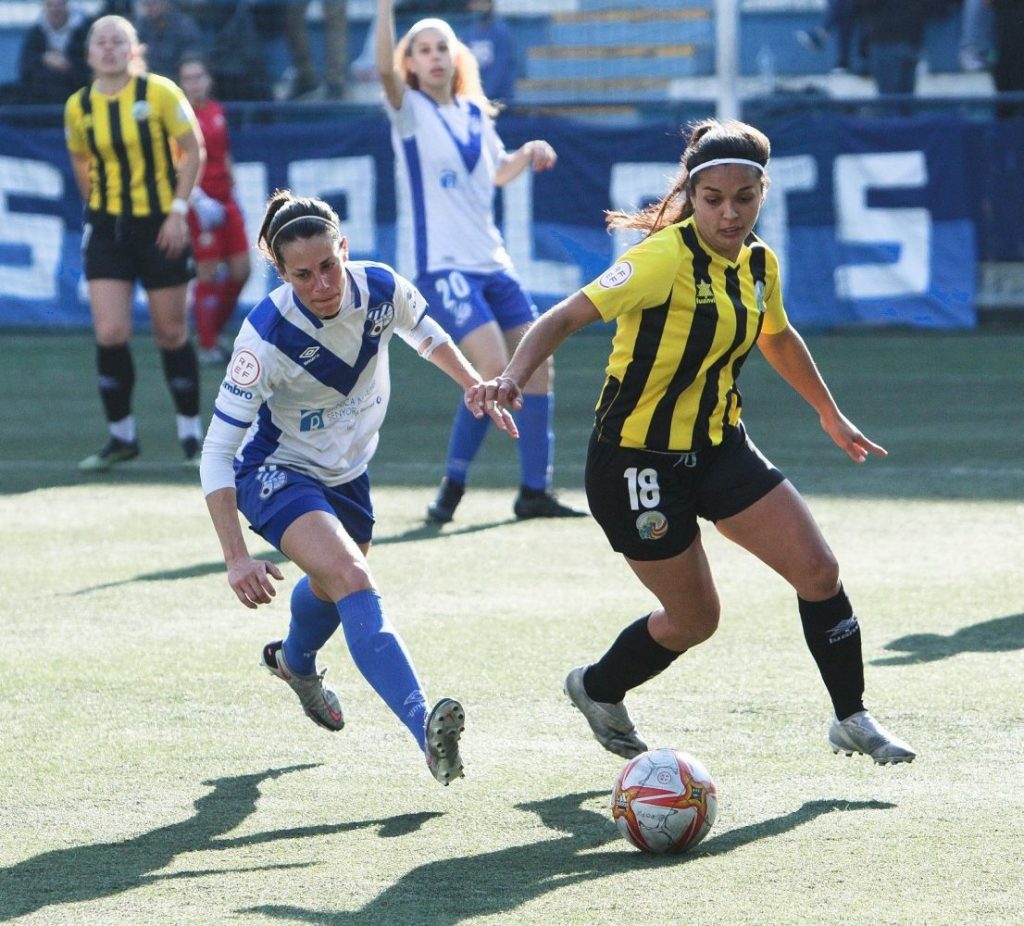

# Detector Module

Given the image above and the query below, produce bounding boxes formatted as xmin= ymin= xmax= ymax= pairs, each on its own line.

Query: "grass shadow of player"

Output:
xmin=244 ymin=791 xmax=895 ymax=925
xmin=0 ymin=765 xmax=441 ymax=923
xmin=871 ymin=612 xmax=1024 ymax=666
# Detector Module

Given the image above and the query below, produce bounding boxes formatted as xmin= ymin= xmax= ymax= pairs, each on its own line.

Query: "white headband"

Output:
xmin=269 ymin=214 xmax=337 ymax=251
xmin=406 ymin=17 xmax=457 ymax=45
xmin=688 ymin=157 xmax=766 ymax=179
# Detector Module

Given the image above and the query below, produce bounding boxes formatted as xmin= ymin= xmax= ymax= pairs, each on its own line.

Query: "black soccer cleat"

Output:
xmin=426 ymin=477 xmax=465 ymax=524
xmin=513 ymin=487 xmax=588 ymax=520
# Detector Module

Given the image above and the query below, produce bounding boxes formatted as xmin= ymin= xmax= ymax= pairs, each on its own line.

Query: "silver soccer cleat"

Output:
xmin=564 ymin=665 xmax=648 ymax=759
xmin=260 ymin=640 xmax=344 ymax=732
xmin=829 ymin=710 xmax=916 ymax=765
xmin=425 ymin=698 xmax=466 ymax=786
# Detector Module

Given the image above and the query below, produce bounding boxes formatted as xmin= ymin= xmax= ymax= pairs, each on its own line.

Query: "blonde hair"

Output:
xmin=395 ymin=19 xmax=499 ymax=118
xmin=87 ymin=15 xmax=147 ymax=77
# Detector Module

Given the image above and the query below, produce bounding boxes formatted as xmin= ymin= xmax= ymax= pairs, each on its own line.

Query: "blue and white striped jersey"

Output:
xmin=388 ymin=89 xmax=511 ymax=277
xmin=201 ymin=261 xmax=443 ymax=490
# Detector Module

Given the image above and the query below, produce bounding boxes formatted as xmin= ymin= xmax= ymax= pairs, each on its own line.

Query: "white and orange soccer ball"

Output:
xmin=611 ymin=748 xmax=718 ymax=854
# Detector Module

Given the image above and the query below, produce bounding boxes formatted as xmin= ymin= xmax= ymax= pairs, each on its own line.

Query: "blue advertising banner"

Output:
xmin=0 ymin=111 xmax=989 ymax=330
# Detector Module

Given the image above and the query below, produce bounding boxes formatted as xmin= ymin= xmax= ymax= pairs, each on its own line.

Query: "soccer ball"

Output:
xmin=611 ymin=748 xmax=718 ymax=854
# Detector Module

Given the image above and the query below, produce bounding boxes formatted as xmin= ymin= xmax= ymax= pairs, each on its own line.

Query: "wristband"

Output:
xmin=170 ymin=197 xmax=189 ymax=216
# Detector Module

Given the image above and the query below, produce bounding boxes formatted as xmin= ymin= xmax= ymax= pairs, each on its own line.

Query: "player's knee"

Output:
xmin=800 ymin=548 xmax=840 ymax=599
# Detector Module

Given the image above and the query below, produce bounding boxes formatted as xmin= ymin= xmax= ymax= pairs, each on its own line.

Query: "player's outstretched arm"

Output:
xmin=376 ymin=0 xmax=405 ymax=109
xmin=757 ymin=325 xmax=887 ymax=464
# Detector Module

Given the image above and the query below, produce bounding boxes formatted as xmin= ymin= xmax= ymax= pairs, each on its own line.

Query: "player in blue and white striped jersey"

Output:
xmin=200 ymin=190 xmax=516 ymax=786
xmin=376 ymin=0 xmax=586 ymax=525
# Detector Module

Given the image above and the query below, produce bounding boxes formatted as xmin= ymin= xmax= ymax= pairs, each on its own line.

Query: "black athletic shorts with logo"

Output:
xmin=584 ymin=421 xmax=786 ymax=562
xmin=82 ymin=211 xmax=194 ymax=288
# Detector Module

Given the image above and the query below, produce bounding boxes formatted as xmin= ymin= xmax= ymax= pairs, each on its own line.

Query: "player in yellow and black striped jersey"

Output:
xmin=469 ymin=118 xmax=917 ymax=767
xmin=65 ymin=14 xmax=206 ymax=471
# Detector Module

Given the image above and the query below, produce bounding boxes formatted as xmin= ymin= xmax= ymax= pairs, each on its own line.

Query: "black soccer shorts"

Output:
xmin=584 ymin=422 xmax=785 ymax=561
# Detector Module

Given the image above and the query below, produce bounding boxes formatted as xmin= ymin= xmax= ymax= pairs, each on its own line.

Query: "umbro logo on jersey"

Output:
xmin=299 ymin=346 xmax=321 ymax=365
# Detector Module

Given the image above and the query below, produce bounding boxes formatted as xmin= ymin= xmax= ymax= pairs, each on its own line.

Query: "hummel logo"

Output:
xmin=299 ymin=346 xmax=320 ymax=365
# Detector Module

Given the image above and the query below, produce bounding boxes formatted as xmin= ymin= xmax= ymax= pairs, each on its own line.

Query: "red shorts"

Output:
xmin=187 ymin=197 xmax=249 ymax=263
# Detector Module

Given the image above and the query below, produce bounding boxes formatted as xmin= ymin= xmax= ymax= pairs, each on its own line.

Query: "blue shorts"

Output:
xmin=236 ymin=465 xmax=375 ymax=550
xmin=416 ymin=268 xmax=537 ymax=343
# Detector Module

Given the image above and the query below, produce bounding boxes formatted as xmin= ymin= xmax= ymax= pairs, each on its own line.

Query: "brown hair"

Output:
xmin=395 ymin=20 xmax=499 ymax=118
xmin=258 ymin=190 xmax=342 ymax=268
xmin=606 ymin=118 xmax=771 ymax=237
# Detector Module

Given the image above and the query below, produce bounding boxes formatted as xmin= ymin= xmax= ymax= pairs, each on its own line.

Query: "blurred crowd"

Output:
xmin=8 ymin=0 xmax=518 ymax=105
xmin=795 ymin=0 xmax=1023 ymax=106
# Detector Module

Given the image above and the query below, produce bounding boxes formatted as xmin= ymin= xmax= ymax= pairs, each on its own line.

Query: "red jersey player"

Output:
xmin=179 ymin=55 xmax=251 ymax=364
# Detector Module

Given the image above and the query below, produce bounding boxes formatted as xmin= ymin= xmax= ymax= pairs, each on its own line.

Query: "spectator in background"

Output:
xmin=959 ymin=0 xmax=994 ymax=72
xmin=179 ymin=55 xmax=251 ymax=365
xmin=202 ymin=0 xmax=272 ymax=101
xmin=795 ymin=0 xmax=867 ymax=75
xmin=990 ymin=0 xmax=1024 ymax=117
xmin=18 ymin=0 xmax=91 ymax=103
xmin=136 ymin=0 xmax=203 ymax=81
xmin=857 ymin=0 xmax=938 ymax=97
xmin=462 ymin=0 xmax=516 ymax=102
xmin=283 ymin=0 xmax=347 ymax=99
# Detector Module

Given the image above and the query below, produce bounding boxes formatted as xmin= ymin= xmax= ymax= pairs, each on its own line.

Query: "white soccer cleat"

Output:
xmin=564 ymin=665 xmax=648 ymax=759
xmin=425 ymin=698 xmax=466 ymax=786
xmin=261 ymin=640 xmax=344 ymax=732
xmin=829 ymin=710 xmax=916 ymax=765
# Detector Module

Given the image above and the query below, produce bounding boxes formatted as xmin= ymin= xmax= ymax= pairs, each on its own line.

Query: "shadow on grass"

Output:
xmin=872 ymin=612 xmax=1024 ymax=665
xmin=244 ymin=791 xmax=896 ymax=925
xmin=68 ymin=520 xmax=513 ymax=596
xmin=0 ymin=765 xmax=441 ymax=923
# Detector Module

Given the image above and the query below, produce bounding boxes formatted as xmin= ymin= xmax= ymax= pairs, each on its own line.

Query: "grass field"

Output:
xmin=1 ymin=329 xmax=1022 ymax=925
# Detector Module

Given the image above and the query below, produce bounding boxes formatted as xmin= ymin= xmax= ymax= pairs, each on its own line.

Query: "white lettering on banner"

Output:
xmin=233 ymin=161 xmax=268 ymax=307
xmin=754 ymin=154 xmax=817 ymax=288
xmin=0 ymin=156 xmax=64 ymax=299
xmin=288 ymin=155 xmax=377 ymax=253
xmin=609 ymin=162 xmax=676 ymax=258
xmin=834 ymin=151 xmax=930 ymax=299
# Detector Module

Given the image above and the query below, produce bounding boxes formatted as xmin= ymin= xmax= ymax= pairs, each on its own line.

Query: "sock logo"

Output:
xmin=827 ymin=615 xmax=860 ymax=644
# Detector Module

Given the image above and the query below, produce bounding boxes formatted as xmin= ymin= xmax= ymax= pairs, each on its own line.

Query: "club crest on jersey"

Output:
xmin=636 ymin=510 xmax=669 ymax=541
xmin=598 ymin=261 xmax=632 ymax=288
xmin=754 ymin=280 xmax=766 ymax=314
xmin=299 ymin=346 xmax=321 ymax=366
xmin=132 ymin=100 xmax=152 ymax=122
xmin=440 ymin=169 xmax=458 ymax=189
xmin=365 ymin=302 xmax=395 ymax=338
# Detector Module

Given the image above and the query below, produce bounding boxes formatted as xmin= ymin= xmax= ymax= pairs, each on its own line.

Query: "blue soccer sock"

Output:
xmin=444 ymin=403 xmax=490 ymax=485
xmin=282 ymin=576 xmax=342 ymax=675
xmin=517 ymin=393 xmax=554 ymax=492
xmin=337 ymin=589 xmax=429 ymax=749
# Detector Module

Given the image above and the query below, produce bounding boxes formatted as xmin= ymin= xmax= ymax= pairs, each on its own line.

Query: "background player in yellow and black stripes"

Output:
xmin=65 ymin=14 xmax=206 ymax=470
xmin=468 ymin=118 xmax=917 ymax=767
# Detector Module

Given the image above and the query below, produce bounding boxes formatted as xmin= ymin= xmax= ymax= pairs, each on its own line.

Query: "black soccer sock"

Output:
xmin=584 ymin=614 xmax=683 ymax=705
xmin=798 ymin=585 xmax=865 ymax=720
xmin=160 ymin=343 xmax=200 ymax=417
xmin=96 ymin=343 xmax=135 ymax=423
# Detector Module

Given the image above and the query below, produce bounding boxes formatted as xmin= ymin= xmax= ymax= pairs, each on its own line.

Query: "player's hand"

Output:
xmin=157 ymin=212 xmax=189 ymax=257
xmin=226 ymin=557 xmax=285 ymax=609
xmin=191 ymin=190 xmax=227 ymax=231
xmin=525 ymin=140 xmax=557 ymax=172
xmin=822 ymin=411 xmax=887 ymax=464
xmin=465 ymin=375 xmax=522 ymax=438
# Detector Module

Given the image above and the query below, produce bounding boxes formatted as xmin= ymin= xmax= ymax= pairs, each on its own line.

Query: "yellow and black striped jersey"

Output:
xmin=583 ymin=217 xmax=789 ymax=452
xmin=64 ymin=73 xmax=197 ymax=218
